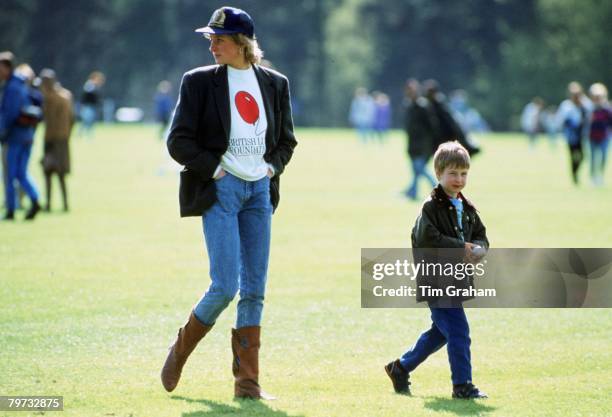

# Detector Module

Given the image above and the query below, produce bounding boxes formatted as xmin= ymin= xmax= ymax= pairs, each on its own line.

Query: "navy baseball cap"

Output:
xmin=195 ymin=7 xmax=255 ymax=39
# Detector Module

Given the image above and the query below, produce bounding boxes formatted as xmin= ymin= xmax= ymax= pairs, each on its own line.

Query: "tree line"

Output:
xmin=2 ymin=0 xmax=609 ymax=129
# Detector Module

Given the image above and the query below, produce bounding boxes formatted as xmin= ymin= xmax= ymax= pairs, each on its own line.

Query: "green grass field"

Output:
xmin=1 ymin=125 xmax=611 ymax=417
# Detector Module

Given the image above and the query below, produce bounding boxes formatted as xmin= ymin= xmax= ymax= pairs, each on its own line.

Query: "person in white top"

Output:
xmin=218 ymin=64 xmax=274 ymax=180
xmin=162 ymin=6 xmax=297 ymax=400
xmin=349 ymin=87 xmax=375 ymax=142
xmin=520 ymin=97 xmax=543 ymax=148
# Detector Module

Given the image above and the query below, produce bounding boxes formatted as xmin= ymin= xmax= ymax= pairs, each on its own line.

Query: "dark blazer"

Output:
xmin=429 ymin=97 xmax=466 ymax=150
xmin=411 ymin=185 xmax=489 ymax=303
xmin=167 ymin=64 xmax=298 ymax=217
xmin=429 ymin=95 xmax=480 ymax=156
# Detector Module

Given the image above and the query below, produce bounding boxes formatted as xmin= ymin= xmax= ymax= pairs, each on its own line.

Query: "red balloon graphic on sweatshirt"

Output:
xmin=235 ymin=91 xmax=259 ymax=124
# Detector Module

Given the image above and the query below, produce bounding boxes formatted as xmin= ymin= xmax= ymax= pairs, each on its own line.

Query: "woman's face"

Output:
xmin=208 ymin=34 xmax=247 ymax=69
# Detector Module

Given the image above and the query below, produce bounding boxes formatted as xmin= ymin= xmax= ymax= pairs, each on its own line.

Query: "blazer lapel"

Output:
xmin=213 ymin=65 xmax=230 ymax=139
xmin=253 ymin=65 xmax=275 ymax=148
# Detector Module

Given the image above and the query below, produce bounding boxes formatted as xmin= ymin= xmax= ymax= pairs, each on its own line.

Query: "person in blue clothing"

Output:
xmin=0 ymin=52 xmax=41 ymax=220
xmin=587 ymin=83 xmax=611 ymax=186
xmin=349 ymin=87 xmax=376 ymax=142
xmin=373 ymin=91 xmax=391 ymax=141
xmin=154 ymin=80 xmax=174 ymax=139
xmin=1 ymin=57 xmax=8 ymax=210
xmin=14 ymin=63 xmax=44 ymax=210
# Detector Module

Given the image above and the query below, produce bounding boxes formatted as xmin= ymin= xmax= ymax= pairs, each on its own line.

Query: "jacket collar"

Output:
xmin=213 ymin=65 xmax=230 ymax=138
xmin=430 ymin=184 xmax=476 ymax=211
xmin=8 ymin=73 xmax=24 ymax=86
xmin=253 ymin=65 xmax=274 ymax=149
xmin=212 ymin=64 xmax=226 ymax=85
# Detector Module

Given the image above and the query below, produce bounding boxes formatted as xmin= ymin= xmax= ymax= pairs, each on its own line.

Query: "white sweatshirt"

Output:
xmin=216 ymin=65 xmax=273 ymax=181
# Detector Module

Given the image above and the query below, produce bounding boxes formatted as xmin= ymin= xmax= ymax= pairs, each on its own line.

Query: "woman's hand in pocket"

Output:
xmin=214 ymin=169 xmax=227 ymax=180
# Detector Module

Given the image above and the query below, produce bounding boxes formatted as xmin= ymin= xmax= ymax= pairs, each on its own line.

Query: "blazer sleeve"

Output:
xmin=268 ymin=76 xmax=297 ymax=176
xmin=470 ymin=211 xmax=489 ymax=250
xmin=167 ymin=72 xmax=220 ymax=180
xmin=413 ymin=204 xmax=465 ymax=249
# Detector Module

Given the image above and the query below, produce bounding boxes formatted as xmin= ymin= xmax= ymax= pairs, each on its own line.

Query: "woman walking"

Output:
xmin=161 ymin=6 xmax=297 ymax=400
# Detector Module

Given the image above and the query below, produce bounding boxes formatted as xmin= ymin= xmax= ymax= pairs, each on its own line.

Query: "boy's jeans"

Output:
xmin=193 ymin=173 xmax=272 ymax=329
xmin=400 ymin=307 xmax=472 ymax=385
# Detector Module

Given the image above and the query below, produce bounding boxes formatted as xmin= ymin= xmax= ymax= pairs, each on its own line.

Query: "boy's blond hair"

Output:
xmin=433 ymin=141 xmax=471 ymax=175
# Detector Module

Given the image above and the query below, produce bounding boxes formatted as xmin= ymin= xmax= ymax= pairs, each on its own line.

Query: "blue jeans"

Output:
xmin=355 ymin=124 xmax=372 ymax=143
xmin=590 ymin=138 xmax=609 ymax=180
xmin=5 ymin=141 xmax=39 ymax=211
xmin=399 ymin=307 xmax=472 ymax=385
xmin=79 ymin=105 xmax=97 ymax=138
xmin=406 ymin=156 xmax=436 ymax=199
xmin=193 ymin=173 xmax=272 ymax=329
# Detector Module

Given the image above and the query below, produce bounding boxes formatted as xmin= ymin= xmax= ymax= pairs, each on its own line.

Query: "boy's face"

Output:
xmin=437 ymin=165 xmax=469 ymax=198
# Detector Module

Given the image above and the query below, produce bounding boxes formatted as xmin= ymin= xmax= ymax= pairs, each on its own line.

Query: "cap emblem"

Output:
xmin=209 ymin=9 xmax=226 ymax=28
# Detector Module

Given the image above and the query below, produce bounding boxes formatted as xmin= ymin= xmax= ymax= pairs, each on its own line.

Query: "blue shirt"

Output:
xmin=450 ymin=197 xmax=464 ymax=240
xmin=0 ymin=74 xmax=34 ymax=145
xmin=154 ymin=92 xmax=174 ymax=121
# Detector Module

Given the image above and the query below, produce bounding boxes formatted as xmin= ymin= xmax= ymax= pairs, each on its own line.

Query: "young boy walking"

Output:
xmin=385 ymin=141 xmax=489 ymax=399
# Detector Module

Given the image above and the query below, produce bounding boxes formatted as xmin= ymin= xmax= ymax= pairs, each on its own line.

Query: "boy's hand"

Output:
xmin=464 ymin=242 xmax=486 ymax=263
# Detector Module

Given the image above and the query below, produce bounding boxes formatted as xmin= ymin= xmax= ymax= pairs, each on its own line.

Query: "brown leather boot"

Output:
xmin=161 ymin=312 xmax=212 ymax=392
xmin=232 ymin=326 xmax=275 ymax=400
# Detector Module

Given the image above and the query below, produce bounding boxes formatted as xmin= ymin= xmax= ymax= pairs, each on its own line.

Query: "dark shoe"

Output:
xmin=3 ymin=211 xmax=15 ymax=220
xmin=161 ymin=312 xmax=212 ymax=392
xmin=232 ymin=326 xmax=275 ymax=400
xmin=384 ymin=359 xmax=410 ymax=394
xmin=466 ymin=145 xmax=481 ymax=156
xmin=572 ymin=173 xmax=579 ymax=185
xmin=25 ymin=201 xmax=41 ymax=220
xmin=452 ymin=382 xmax=487 ymax=399
xmin=462 ymin=137 xmax=481 ymax=157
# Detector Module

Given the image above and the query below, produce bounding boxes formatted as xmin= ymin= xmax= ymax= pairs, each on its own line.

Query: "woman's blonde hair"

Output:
xmin=230 ymin=33 xmax=263 ymax=65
